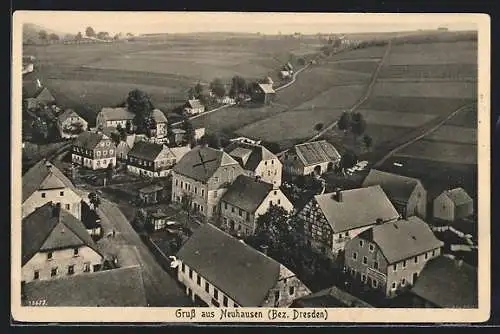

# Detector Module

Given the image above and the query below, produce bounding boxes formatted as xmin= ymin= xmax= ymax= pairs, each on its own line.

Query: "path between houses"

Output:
xmin=372 ymin=103 xmax=475 ymax=169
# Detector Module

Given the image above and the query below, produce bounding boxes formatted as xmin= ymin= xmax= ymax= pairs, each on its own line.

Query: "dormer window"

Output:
xmin=73 ymin=248 xmax=79 ymax=256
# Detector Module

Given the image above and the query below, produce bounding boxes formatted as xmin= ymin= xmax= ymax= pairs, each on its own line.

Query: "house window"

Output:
xmin=374 ymin=261 xmax=379 ymax=270
xmin=205 ymin=282 xmax=210 ymax=293
xmin=265 ymin=161 xmax=268 ymax=166
xmin=194 ymin=187 xmax=198 ymax=194
xmin=60 ymin=191 xmax=64 ymax=196
xmin=402 ymin=260 xmax=407 ymax=268
xmin=197 ymin=274 xmax=201 ymax=286
xmin=176 ymin=180 xmax=179 ymax=186
xmin=73 ymin=248 xmax=79 ymax=256
xmin=109 ymin=149 xmax=114 ymax=155
xmin=201 ymin=189 xmax=205 ymax=197
xmin=189 ymin=269 xmax=193 ymax=279
xmin=103 ymin=150 xmax=107 ymax=156
xmin=369 ymin=244 xmax=375 ymax=252
xmin=182 ymin=263 xmax=185 ymax=273
xmin=246 ymin=212 xmax=250 ymax=222
xmin=424 ymin=252 xmax=428 ymax=260
xmin=272 ymin=160 xmax=274 ymax=165
xmin=270 ymin=200 xmax=273 ymax=205
xmin=432 ymin=249 xmax=436 ymax=257
xmin=96 ymin=151 xmax=101 ymax=157
xmin=277 ymin=199 xmax=281 ymax=205
xmin=239 ymin=209 xmax=242 ymax=217
xmin=223 ymin=296 xmax=228 ymax=307
xmin=84 ymin=263 xmax=91 ymax=273
xmin=362 ymin=256 xmax=368 ymax=265
xmin=224 ymin=203 xmax=228 ymax=210
xmin=231 ymin=207 xmax=235 ymax=213
xmin=359 ymin=240 xmax=364 ymax=247
xmin=41 ymin=193 xmax=46 ymax=198
xmin=289 ymin=286 xmax=295 ymax=295
xmin=214 ymin=288 xmax=219 ymax=300
xmin=361 ymin=274 xmax=366 ymax=283
xmin=180 ymin=181 xmax=184 ymax=188
xmin=67 ymin=265 xmax=75 ymax=275
xmin=65 ymin=204 xmax=70 ymax=210
xmin=352 ymin=252 xmax=357 ymax=260
xmin=51 ymin=267 xmax=58 ymax=277
xmin=414 ymin=256 xmax=419 ymax=264
xmin=391 ymin=282 xmax=397 ymax=290
xmin=393 ymin=264 xmax=397 ymax=272
xmin=33 ymin=270 xmax=40 ymax=280
xmin=47 ymin=252 xmax=53 ymax=260
xmin=372 ymin=279 xmax=378 ymax=288
xmin=401 ymin=278 xmax=406 ymax=287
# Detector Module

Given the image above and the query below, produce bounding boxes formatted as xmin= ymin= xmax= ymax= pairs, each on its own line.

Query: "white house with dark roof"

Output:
xmin=22 ymin=265 xmax=148 ymax=307
xmin=22 ymin=159 xmax=81 ymax=219
xmin=281 ymin=140 xmax=341 ymax=176
xmin=183 ymin=99 xmax=205 ymax=115
xmin=219 ymin=175 xmax=293 ymax=237
xmin=127 ymin=141 xmax=179 ymax=178
xmin=171 ymin=145 xmax=245 ymax=220
xmin=175 ymin=223 xmax=311 ymax=307
xmin=250 ymin=83 xmax=276 ymax=105
xmin=95 ymin=107 xmax=168 ymax=138
xmin=344 ymin=217 xmax=444 ymax=298
xmin=362 ymin=169 xmax=427 ymax=219
xmin=72 ymin=131 xmax=117 ymax=170
xmin=224 ymin=141 xmax=282 ymax=186
xmin=56 ymin=109 xmax=88 ymax=139
xmin=296 ymin=185 xmax=400 ymax=258
xmin=22 ymin=202 xmax=104 ymax=283
xmin=433 ymin=188 xmax=473 ymax=222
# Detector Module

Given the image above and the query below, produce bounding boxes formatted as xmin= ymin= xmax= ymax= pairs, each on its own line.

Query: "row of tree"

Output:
xmin=338 ymin=111 xmax=373 ymax=150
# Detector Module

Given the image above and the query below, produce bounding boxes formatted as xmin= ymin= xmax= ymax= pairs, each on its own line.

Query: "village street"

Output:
xmin=78 ymin=189 xmax=191 ymax=307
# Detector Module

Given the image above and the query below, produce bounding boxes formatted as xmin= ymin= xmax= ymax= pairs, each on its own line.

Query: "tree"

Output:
xmin=106 ymin=163 xmax=115 ymax=181
xmin=181 ymin=118 xmax=196 ymax=147
xmin=297 ymin=58 xmax=306 ymax=66
xmin=199 ymin=133 xmax=221 ymax=149
xmin=126 ymin=32 xmax=134 ymax=37
xmin=97 ymin=31 xmax=110 ymax=40
xmin=38 ymin=30 xmax=48 ymax=42
xmin=314 ymin=123 xmax=324 ymax=132
xmin=110 ymin=132 xmax=121 ymax=146
xmin=116 ymin=124 xmax=127 ymax=141
xmin=126 ymin=89 xmax=154 ymax=134
xmin=85 ymin=26 xmax=96 ymax=37
xmin=340 ymin=150 xmax=358 ymax=171
xmin=125 ymin=120 xmax=133 ymax=133
xmin=48 ymin=33 xmax=60 ymax=41
xmin=113 ymin=33 xmax=121 ymax=40
xmin=209 ymin=78 xmax=226 ymax=99
xmin=363 ymin=134 xmax=373 ymax=150
xmin=32 ymin=118 xmax=49 ymax=142
xmin=229 ymin=75 xmax=247 ymax=98
xmin=351 ymin=112 xmax=367 ymax=137
xmin=88 ymin=192 xmax=101 ymax=210
xmin=338 ymin=111 xmax=352 ymax=131
xmin=75 ymin=32 xmax=83 ymax=40
xmin=253 ymin=205 xmax=293 ymax=251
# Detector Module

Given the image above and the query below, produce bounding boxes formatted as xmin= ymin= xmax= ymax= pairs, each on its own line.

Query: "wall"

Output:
xmin=22 ymin=188 xmax=81 ymax=220
xmin=407 ymin=183 xmax=427 ymax=219
xmin=220 ymin=201 xmax=255 ymax=236
xmin=127 ymin=165 xmax=171 ymax=178
xmin=254 ymin=158 xmax=283 ymax=187
xmin=22 ymin=246 xmax=103 ymax=283
xmin=260 ymin=265 xmax=311 ymax=307
xmin=172 ymin=172 xmax=210 ymax=216
xmin=433 ymin=195 xmax=455 ymax=222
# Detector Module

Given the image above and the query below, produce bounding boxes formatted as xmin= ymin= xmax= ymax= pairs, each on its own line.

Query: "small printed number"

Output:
xmin=27 ymin=299 xmax=47 ymax=306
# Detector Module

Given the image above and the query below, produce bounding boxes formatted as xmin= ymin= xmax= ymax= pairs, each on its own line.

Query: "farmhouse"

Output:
xmin=95 ymin=107 xmax=168 ymax=139
xmin=344 ymin=217 xmax=444 ymax=298
xmin=72 ymin=131 xmax=117 ymax=170
xmin=224 ymin=141 xmax=283 ymax=186
xmin=296 ymin=186 xmax=400 ymax=258
xmin=281 ymin=140 xmax=341 ymax=176
xmin=433 ymin=188 xmax=473 ymax=222
xmin=362 ymin=169 xmax=427 ymax=219
xmin=171 ymin=145 xmax=245 ymax=220
xmin=22 ymin=265 xmax=148 ymax=307
xmin=250 ymin=83 xmax=275 ymax=105
xmin=176 ymin=224 xmax=311 ymax=307
xmin=56 ymin=109 xmax=88 ymax=139
xmin=219 ymin=175 xmax=294 ymax=237
xmin=22 ymin=159 xmax=81 ymax=220
xmin=22 ymin=202 xmax=104 ymax=284
xmin=407 ymin=255 xmax=477 ymax=308
xmin=183 ymin=99 xmax=205 ymax=116
xmin=127 ymin=141 xmax=178 ymax=178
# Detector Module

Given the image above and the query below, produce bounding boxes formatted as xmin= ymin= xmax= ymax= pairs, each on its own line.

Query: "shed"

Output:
xmin=138 ymin=184 xmax=164 ymax=204
xmin=433 ymin=188 xmax=473 ymax=222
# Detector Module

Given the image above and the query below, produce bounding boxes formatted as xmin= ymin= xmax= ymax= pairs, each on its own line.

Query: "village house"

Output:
xmin=433 ymin=187 xmax=474 ymax=222
xmin=22 ymin=159 xmax=82 ymax=220
xmin=281 ymin=140 xmax=341 ymax=176
xmin=23 ymin=80 xmax=56 ymax=111
xmin=362 ymin=169 xmax=427 ymax=219
xmin=138 ymin=184 xmax=165 ymax=205
xmin=344 ymin=217 xmax=444 ymax=298
xmin=171 ymin=145 xmax=245 ymax=220
xmin=175 ymin=224 xmax=311 ymax=307
xmin=127 ymin=141 xmax=188 ymax=178
xmin=22 ymin=202 xmax=105 ymax=284
xmin=115 ymin=134 xmax=148 ymax=161
xmin=250 ymin=83 xmax=276 ymax=105
xmin=72 ymin=131 xmax=117 ymax=170
xmin=183 ymin=99 xmax=205 ymax=116
xmin=224 ymin=140 xmax=283 ymax=186
xmin=219 ymin=175 xmax=294 ymax=237
xmin=145 ymin=210 xmax=169 ymax=232
xmin=407 ymin=255 xmax=477 ymax=308
xmin=296 ymin=185 xmax=400 ymax=258
xmin=56 ymin=109 xmax=88 ymax=139
xmin=95 ymin=107 xmax=168 ymax=139
xmin=22 ymin=265 xmax=148 ymax=306
xmin=170 ymin=128 xmax=187 ymax=146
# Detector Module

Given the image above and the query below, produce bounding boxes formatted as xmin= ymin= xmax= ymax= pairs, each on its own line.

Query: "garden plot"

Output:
xmin=291 ymin=85 xmax=366 ymax=112
xmin=395 ymin=140 xmax=477 ymax=165
xmin=357 ymin=109 xmax=438 ymax=128
xmin=378 ymin=63 xmax=477 ymax=81
xmin=425 ymin=125 xmax=477 ymax=145
xmin=324 ymin=59 xmax=381 ymax=74
xmin=371 ymin=81 xmax=477 ymax=99
xmin=446 ymin=105 xmax=478 ymax=128
xmin=360 ymin=96 xmax=474 ymax=116
xmin=386 ymin=41 xmax=477 ymax=65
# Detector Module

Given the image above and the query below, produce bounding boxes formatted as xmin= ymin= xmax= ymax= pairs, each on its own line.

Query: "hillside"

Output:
xmin=23 ymin=23 xmax=70 ymax=44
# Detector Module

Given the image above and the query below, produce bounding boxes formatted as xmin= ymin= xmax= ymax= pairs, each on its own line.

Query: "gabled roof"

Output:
xmin=22 ymin=202 xmax=101 ymax=266
xmin=314 ymin=186 xmax=399 ymax=233
xmin=171 ymin=128 xmax=186 ymax=134
xmin=125 ymin=134 xmax=137 ymax=148
xmin=186 ymin=99 xmax=204 ymax=109
xmin=172 ymin=146 xmax=241 ymax=183
xmin=225 ymin=141 xmax=277 ymax=171
xmin=22 ymin=159 xmax=75 ymax=202
xmin=176 ymin=224 xmax=283 ymax=306
xmin=358 ymin=216 xmax=444 ymax=264
xmin=139 ymin=184 xmax=164 ymax=194
xmin=362 ymin=169 xmax=422 ymax=204
xmin=221 ymin=175 xmax=273 ymax=213
xmin=22 ymin=266 xmax=148 ymax=306
xmin=99 ymin=107 xmax=167 ymax=123
xmin=410 ymin=255 xmax=477 ymax=308
xmin=257 ymin=83 xmax=275 ymax=94
xmin=293 ymin=140 xmax=341 ymax=166
xmin=440 ymin=188 xmax=473 ymax=207
xmin=57 ymin=109 xmax=85 ymax=123
xmin=74 ymin=131 xmax=112 ymax=150
xmin=128 ymin=141 xmax=169 ymax=161
xmin=170 ymin=146 xmax=191 ymax=161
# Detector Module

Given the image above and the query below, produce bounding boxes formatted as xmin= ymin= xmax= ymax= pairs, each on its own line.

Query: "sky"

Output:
xmin=17 ymin=11 xmax=479 ymax=36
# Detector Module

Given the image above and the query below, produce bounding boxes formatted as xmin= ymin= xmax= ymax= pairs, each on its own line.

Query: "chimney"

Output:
xmin=332 ymin=189 xmax=342 ymax=202
xmin=260 ymin=244 xmax=269 ymax=255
